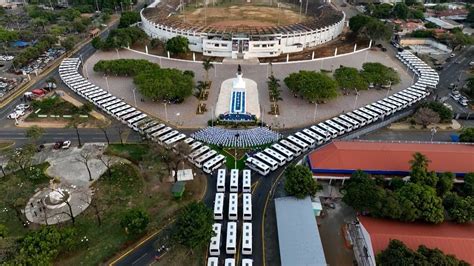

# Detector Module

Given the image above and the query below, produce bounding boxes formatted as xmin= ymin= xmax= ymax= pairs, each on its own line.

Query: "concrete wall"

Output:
xmin=400 ymin=38 xmax=452 ymax=53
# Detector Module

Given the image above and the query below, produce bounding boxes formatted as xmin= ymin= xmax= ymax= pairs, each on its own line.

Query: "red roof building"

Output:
xmin=359 ymin=216 xmax=474 ymax=265
xmin=307 ymin=140 xmax=474 ymax=177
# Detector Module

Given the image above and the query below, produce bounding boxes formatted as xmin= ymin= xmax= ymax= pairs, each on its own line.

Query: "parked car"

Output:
xmin=62 ymin=140 xmax=71 ymax=149
xmin=458 ymin=100 xmax=468 ymax=107
xmin=7 ymin=110 xmax=25 ymax=119
xmin=15 ymin=104 xmax=30 ymax=111
xmin=450 ymin=93 xmax=460 ymax=101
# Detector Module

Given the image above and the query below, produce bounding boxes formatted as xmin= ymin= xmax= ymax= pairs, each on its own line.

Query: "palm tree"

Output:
xmin=409 ymin=152 xmax=430 ymax=171
xmin=202 ymin=58 xmax=214 ymax=84
xmin=267 ymin=74 xmax=282 ymax=112
xmin=195 ymin=81 xmax=206 ymax=113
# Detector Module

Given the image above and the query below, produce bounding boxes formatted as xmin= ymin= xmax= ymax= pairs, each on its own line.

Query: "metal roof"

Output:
xmin=274 ymin=196 xmax=326 ymax=266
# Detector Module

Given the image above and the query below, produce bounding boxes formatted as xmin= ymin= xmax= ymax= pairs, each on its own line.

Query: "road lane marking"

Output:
xmin=132 ymin=252 xmax=148 ymax=265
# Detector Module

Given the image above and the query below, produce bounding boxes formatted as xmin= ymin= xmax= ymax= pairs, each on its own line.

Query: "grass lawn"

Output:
xmin=26 ymin=96 xmax=92 ymax=121
xmin=0 ymin=162 xmax=51 ymax=238
xmin=105 ymin=143 xmax=150 ymax=164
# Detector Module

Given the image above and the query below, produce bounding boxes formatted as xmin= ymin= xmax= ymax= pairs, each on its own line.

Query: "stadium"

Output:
xmin=140 ymin=0 xmax=345 ymax=59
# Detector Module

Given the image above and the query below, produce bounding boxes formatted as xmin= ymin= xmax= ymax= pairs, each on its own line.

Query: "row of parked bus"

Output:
xmin=58 ymin=58 xmax=226 ymax=173
xmin=209 ymin=169 xmax=254 ymax=265
xmin=246 ymin=50 xmax=437 ymax=176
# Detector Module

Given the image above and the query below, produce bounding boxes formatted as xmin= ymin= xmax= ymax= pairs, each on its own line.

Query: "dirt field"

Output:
xmin=177 ymin=5 xmax=307 ymax=28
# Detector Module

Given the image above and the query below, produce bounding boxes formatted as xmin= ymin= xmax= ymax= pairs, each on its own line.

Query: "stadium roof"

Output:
xmin=308 ymin=141 xmax=474 ymax=177
xmin=359 ymin=216 xmax=474 ymax=264
xmin=274 ymin=196 xmax=326 ymax=266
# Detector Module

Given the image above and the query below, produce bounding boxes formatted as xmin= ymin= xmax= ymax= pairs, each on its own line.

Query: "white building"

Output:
xmin=140 ymin=4 xmax=345 ymax=59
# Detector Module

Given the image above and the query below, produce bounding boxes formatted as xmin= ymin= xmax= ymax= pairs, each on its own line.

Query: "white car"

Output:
xmin=458 ymin=100 xmax=468 ymax=107
xmin=61 ymin=140 xmax=71 ymax=149
xmin=15 ymin=104 xmax=30 ymax=111
xmin=7 ymin=110 xmax=25 ymax=119
xmin=450 ymin=93 xmax=460 ymax=101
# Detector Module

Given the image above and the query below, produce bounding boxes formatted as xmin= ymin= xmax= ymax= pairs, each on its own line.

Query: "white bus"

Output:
xmin=317 ymin=122 xmax=338 ymax=138
xmin=376 ymin=100 xmax=397 ymax=113
xmin=353 ymin=110 xmax=374 ymax=124
xmin=286 ymin=135 xmax=309 ymax=152
xmin=263 ymin=148 xmax=286 ymax=166
xmin=189 ymin=141 xmax=202 ymax=151
xmin=209 ymin=223 xmax=222 ymax=256
xmin=194 ymin=150 xmax=217 ymax=168
xmin=365 ymin=104 xmax=386 ymax=118
xmin=127 ymin=114 xmax=148 ymax=127
xmin=391 ymin=94 xmax=413 ymax=106
xmin=271 ymin=143 xmax=294 ymax=162
xmin=144 ymin=124 xmax=165 ymax=137
xmin=310 ymin=125 xmax=331 ymax=141
xmin=101 ymin=99 xmax=121 ymax=108
xmin=203 ymin=155 xmax=226 ymax=174
xmin=397 ymin=91 xmax=419 ymax=102
xmin=113 ymin=106 xmax=135 ymax=118
xmin=188 ymin=146 xmax=210 ymax=161
xmin=230 ymin=169 xmax=239 ymax=192
xmin=280 ymin=139 xmax=302 ymax=156
xmin=254 ymin=152 xmax=279 ymax=171
xmin=294 ymin=131 xmax=317 ymax=148
xmin=359 ymin=107 xmax=380 ymax=121
xmin=97 ymin=96 xmax=116 ymax=106
xmin=216 ymin=169 xmax=226 ymax=192
xmin=228 ymin=193 xmax=238 ymax=220
xmin=213 ymin=193 xmax=224 ymax=220
xmin=246 ymin=157 xmax=270 ymax=176
xmin=338 ymin=114 xmax=360 ymax=129
xmin=372 ymin=102 xmax=394 ymax=115
xmin=224 ymin=258 xmax=235 ymax=266
xmin=120 ymin=111 xmax=142 ymax=123
xmin=345 ymin=112 xmax=367 ymax=126
xmin=150 ymin=127 xmax=172 ymax=140
xmin=207 ymin=257 xmax=218 ymax=266
xmin=158 ymin=130 xmax=179 ymax=143
xmin=301 ymin=128 xmax=325 ymax=144
xmin=242 ymin=259 xmax=253 ymax=266
xmin=332 ymin=117 xmax=354 ymax=132
xmin=137 ymin=120 xmax=158 ymax=134
xmin=242 ymin=170 xmax=251 ymax=193
xmin=243 ymin=193 xmax=252 ymax=221
xmin=164 ymin=133 xmax=186 ymax=146
xmin=242 ymin=222 xmax=253 ymax=255
xmin=388 ymin=96 xmax=409 ymax=108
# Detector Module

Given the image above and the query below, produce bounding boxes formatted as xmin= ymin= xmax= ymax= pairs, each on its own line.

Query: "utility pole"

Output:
xmin=305 ymin=0 xmax=309 ymax=15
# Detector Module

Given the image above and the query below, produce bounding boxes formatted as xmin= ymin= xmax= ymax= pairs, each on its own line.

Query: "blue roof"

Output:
xmin=275 ymin=196 xmax=327 ymax=266
xmin=12 ymin=41 xmax=31 ymax=47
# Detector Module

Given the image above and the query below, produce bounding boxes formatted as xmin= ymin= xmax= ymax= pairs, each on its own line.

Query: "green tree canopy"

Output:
xmin=165 ymin=36 xmax=190 ymax=55
xmin=464 ymin=173 xmax=474 ymax=196
xmin=120 ymin=208 xmax=150 ymax=235
xmin=443 ymin=192 xmax=474 ymax=223
xmin=422 ymin=101 xmax=453 ymax=123
xmin=393 ymin=3 xmax=409 ymax=19
xmin=284 ymin=70 xmax=338 ymax=103
xmin=100 ymin=27 xmax=148 ymax=50
xmin=119 ymin=11 xmax=141 ymax=28
xmin=395 ymin=183 xmax=444 ymax=223
xmin=8 ymin=226 xmax=76 ymax=265
xmin=26 ymin=126 xmax=44 ymax=143
xmin=361 ymin=62 xmax=400 ymax=86
xmin=409 ymin=152 xmax=438 ymax=187
xmin=173 ymin=201 xmax=214 ymax=250
xmin=284 ymin=165 xmax=321 ymax=199
xmin=349 ymin=15 xmax=372 ymax=33
xmin=436 ymin=172 xmax=454 ymax=197
xmin=342 ymin=170 xmax=386 ymax=214
xmin=334 ymin=66 xmax=368 ymax=91
xmin=459 ymin=128 xmax=474 ymax=143
xmin=0 ymin=27 xmax=18 ymax=42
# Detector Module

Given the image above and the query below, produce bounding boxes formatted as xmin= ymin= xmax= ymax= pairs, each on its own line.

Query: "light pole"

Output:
xmin=164 ymin=102 xmax=168 ymax=122
xmin=353 ymin=89 xmax=359 ymax=110
xmin=211 ymin=106 xmax=214 ymax=127
xmin=430 ymin=127 xmax=437 ymax=142
xmin=104 ymin=76 xmax=110 ymax=92
xmin=313 ymin=103 xmax=318 ymax=123
xmin=115 ymin=48 xmax=120 ymax=59
xmin=176 ymin=112 xmax=180 ymax=127
xmin=132 ymin=88 xmax=137 ymax=107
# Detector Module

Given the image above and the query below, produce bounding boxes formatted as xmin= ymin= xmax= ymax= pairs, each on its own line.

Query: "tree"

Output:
xmin=0 ymin=224 xmax=7 ymax=239
xmin=120 ymin=208 xmax=149 ymax=235
xmin=118 ymin=11 xmax=141 ymax=28
xmin=165 ymin=36 xmax=189 ymax=55
xmin=376 ymin=239 xmax=416 ymax=265
xmin=8 ymin=227 xmax=76 ymax=265
xmin=437 ymin=172 xmax=454 ymax=196
xmin=446 ymin=195 xmax=474 ymax=223
xmin=76 ymin=150 xmax=94 ymax=182
xmin=361 ymin=62 xmax=400 ymax=86
xmin=464 ymin=173 xmax=474 ymax=196
xmin=459 ymin=128 xmax=474 ymax=143
xmin=409 ymin=152 xmax=438 ymax=187
xmin=284 ymin=165 xmax=321 ymax=199
xmin=0 ymin=26 xmax=18 ymax=42
xmin=173 ymin=201 xmax=214 ymax=250
xmin=342 ymin=170 xmax=385 ymax=214
xmin=98 ymin=121 xmax=110 ymax=144
xmin=349 ymin=15 xmax=372 ymax=33
xmin=32 ymin=18 xmax=48 ymax=32
xmin=62 ymin=36 xmax=76 ymax=51
xmin=91 ymin=36 xmax=103 ymax=49
xmin=372 ymin=3 xmax=393 ymax=19
xmin=422 ymin=101 xmax=453 ymax=123
xmin=393 ymin=3 xmax=409 ymax=19
xmin=334 ymin=66 xmax=368 ymax=91
xmin=395 ymin=183 xmax=444 ymax=223
xmin=413 ymin=107 xmax=440 ymax=128
xmin=98 ymin=154 xmax=114 ymax=179
xmin=268 ymin=74 xmax=282 ymax=110
xmin=171 ymin=142 xmax=191 ymax=182
xmin=26 ymin=126 xmax=44 ymax=144
xmin=202 ymin=58 xmax=214 ymax=83
xmin=68 ymin=117 xmax=84 ymax=147
xmin=5 ymin=144 xmax=36 ymax=177
xmin=284 ymin=71 xmax=338 ymax=103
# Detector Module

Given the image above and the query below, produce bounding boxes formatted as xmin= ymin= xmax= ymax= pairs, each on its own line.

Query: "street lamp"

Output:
xmin=313 ymin=103 xmax=318 ymax=123
xmin=430 ymin=127 xmax=437 ymax=142
xmin=176 ymin=112 xmax=180 ymax=127
xmin=353 ymin=89 xmax=359 ymax=110
xmin=164 ymin=102 xmax=168 ymax=122
xmin=104 ymin=76 xmax=110 ymax=92
xmin=132 ymin=88 xmax=137 ymax=107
